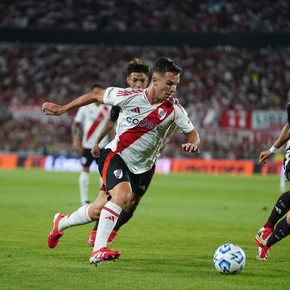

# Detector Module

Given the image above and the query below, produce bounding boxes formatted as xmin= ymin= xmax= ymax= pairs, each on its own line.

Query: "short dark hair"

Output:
xmin=127 ymin=57 xmax=150 ymax=77
xmin=91 ymin=83 xmax=104 ymax=90
xmin=153 ymin=57 xmax=182 ymax=75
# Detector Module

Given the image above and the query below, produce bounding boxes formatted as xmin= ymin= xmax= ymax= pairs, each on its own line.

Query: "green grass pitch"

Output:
xmin=1 ymin=168 xmax=290 ymax=290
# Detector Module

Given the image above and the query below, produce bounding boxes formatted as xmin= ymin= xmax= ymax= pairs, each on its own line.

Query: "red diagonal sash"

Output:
xmin=116 ymin=100 xmax=174 ymax=153
xmin=85 ymin=107 xmax=109 ymax=141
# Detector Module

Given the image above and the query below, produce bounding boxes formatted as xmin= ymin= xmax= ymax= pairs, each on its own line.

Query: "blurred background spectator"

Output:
xmin=1 ymin=0 xmax=290 ymax=32
xmin=1 ymin=0 xmax=290 ymax=160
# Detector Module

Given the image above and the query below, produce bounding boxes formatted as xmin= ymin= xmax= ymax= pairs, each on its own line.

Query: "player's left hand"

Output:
xmin=182 ymin=143 xmax=200 ymax=153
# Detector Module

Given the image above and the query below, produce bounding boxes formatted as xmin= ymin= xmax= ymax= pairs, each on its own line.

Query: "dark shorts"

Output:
xmin=98 ymin=149 xmax=155 ymax=195
xmin=80 ymin=148 xmax=98 ymax=167
xmin=135 ymin=164 xmax=155 ymax=196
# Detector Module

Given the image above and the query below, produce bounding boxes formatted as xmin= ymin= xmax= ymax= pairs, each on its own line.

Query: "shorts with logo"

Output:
xmin=98 ymin=149 xmax=154 ymax=195
xmin=135 ymin=164 xmax=155 ymax=196
xmin=81 ymin=148 xmax=99 ymax=167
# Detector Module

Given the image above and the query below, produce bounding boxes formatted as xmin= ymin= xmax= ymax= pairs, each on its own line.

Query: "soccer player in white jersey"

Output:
xmin=42 ymin=57 xmax=200 ymax=265
xmin=71 ymin=84 xmax=110 ymax=205
xmin=87 ymin=58 xmax=153 ymax=245
xmin=255 ymin=103 xmax=290 ymax=260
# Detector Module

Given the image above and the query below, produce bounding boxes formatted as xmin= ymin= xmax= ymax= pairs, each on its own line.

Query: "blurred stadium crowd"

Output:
xmin=0 ymin=0 xmax=290 ymax=160
xmin=1 ymin=0 xmax=289 ymax=32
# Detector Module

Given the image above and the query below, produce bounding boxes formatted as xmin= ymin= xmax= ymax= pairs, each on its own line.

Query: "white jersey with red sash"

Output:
xmin=74 ymin=103 xmax=110 ymax=149
xmin=103 ymin=87 xmax=194 ymax=174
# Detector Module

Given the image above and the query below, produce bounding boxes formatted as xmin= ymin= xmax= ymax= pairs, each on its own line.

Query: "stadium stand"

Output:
xmin=0 ymin=0 xmax=290 ymax=160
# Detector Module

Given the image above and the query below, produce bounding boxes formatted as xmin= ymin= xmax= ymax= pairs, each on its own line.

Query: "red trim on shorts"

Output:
xmin=102 ymin=150 xmax=116 ymax=187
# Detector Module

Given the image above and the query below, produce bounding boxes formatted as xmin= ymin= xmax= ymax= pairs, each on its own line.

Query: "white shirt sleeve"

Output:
xmin=74 ymin=107 xmax=85 ymax=123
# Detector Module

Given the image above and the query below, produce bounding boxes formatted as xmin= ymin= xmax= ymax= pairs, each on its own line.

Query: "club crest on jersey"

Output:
xmin=114 ymin=169 xmax=123 ymax=179
xmin=158 ymin=108 xmax=167 ymax=120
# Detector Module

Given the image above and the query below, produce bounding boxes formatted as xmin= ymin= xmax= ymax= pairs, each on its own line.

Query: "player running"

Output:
xmin=42 ymin=57 xmax=200 ymax=265
xmin=87 ymin=57 xmax=153 ymax=245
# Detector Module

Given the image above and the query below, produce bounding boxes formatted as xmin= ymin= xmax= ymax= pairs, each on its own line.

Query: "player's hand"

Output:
xmin=182 ymin=143 xmax=200 ymax=153
xmin=42 ymin=102 xmax=62 ymax=116
xmin=259 ymin=150 xmax=273 ymax=164
xmin=91 ymin=144 xmax=101 ymax=158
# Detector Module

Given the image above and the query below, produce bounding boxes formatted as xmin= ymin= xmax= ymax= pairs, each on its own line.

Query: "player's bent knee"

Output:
xmin=88 ymin=204 xmax=101 ymax=220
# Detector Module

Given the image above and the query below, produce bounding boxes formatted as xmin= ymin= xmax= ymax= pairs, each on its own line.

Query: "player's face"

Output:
xmin=154 ymin=72 xmax=180 ymax=101
xmin=127 ymin=72 xmax=148 ymax=89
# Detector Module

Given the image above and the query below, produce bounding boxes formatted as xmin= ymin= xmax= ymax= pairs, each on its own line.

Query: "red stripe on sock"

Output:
xmin=103 ymin=206 xmax=119 ymax=218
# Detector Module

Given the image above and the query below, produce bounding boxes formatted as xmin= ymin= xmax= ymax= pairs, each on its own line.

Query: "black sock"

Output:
xmin=267 ymin=217 xmax=290 ymax=247
xmin=265 ymin=191 xmax=290 ymax=229
xmin=92 ymin=220 xmax=98 ymax=231
xmin=113 ymin=210 xmax=133 ymax=231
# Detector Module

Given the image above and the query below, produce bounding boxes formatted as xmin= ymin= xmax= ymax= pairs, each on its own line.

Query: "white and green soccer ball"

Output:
xmin=213 ymin=243 xmax=246 ymax=274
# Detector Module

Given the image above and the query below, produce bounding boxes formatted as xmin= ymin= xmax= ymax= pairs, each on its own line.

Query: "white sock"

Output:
xmin=93 ymin=201 xmax=122 ymax=251
xmin=79 ymin=171 xmax=90 ymax=204
xmin=58 ymin=204 xmax=92 ymax=231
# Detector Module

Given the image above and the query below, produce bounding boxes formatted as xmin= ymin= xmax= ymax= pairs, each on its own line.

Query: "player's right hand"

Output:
xmin=42 ymin=102 xmax=62 ymax=116
xmin=259 ymin=150 xmax=272 ymax=164
xmin=91 ymin=144 xmax=101 ymax=158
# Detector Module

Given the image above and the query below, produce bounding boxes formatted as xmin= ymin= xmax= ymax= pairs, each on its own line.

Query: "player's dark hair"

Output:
xmin=91 ymin=83 xmax=104 ymax=90
xmin=153 ymin=57 xmax=182 ymax=75
xmin=127 ymin=58 xmax=150 ymax=77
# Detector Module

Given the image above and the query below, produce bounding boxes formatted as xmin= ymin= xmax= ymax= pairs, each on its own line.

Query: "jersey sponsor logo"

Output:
xmin=113 ymin=169 xmax=123 ymax=179
xmin=126 ymin=116 xmax=163 ymax=130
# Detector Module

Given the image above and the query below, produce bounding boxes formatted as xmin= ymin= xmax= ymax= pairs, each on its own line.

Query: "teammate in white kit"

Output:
xmin=71 ymin=86 xmax=110 ymax=205
xmin=42 ymin=57 xmax=200 ymax=265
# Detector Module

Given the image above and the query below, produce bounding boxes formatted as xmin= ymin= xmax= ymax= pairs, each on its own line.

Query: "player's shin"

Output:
xmin=59 ymin=204 xmax=92 ymax=231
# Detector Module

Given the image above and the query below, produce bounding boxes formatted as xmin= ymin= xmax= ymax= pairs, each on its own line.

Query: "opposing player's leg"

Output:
xmin=255 ymin=191 xmax=290 ymax=260
xmin=256 ymin=212 xmax=290 ymax=260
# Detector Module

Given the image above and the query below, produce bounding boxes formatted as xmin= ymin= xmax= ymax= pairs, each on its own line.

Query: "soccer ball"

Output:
xmin=213 ymin=243 xmax=246 ymax=274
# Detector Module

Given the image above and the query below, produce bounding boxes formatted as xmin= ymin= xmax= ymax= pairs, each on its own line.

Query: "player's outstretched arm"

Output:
xmin=42 ymin=88 xmax=106 ymax=116
xmin=182 ymin=129 xmax=200 ymax=153
xmin=259 ymin=123 xmax=290 ymax=164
